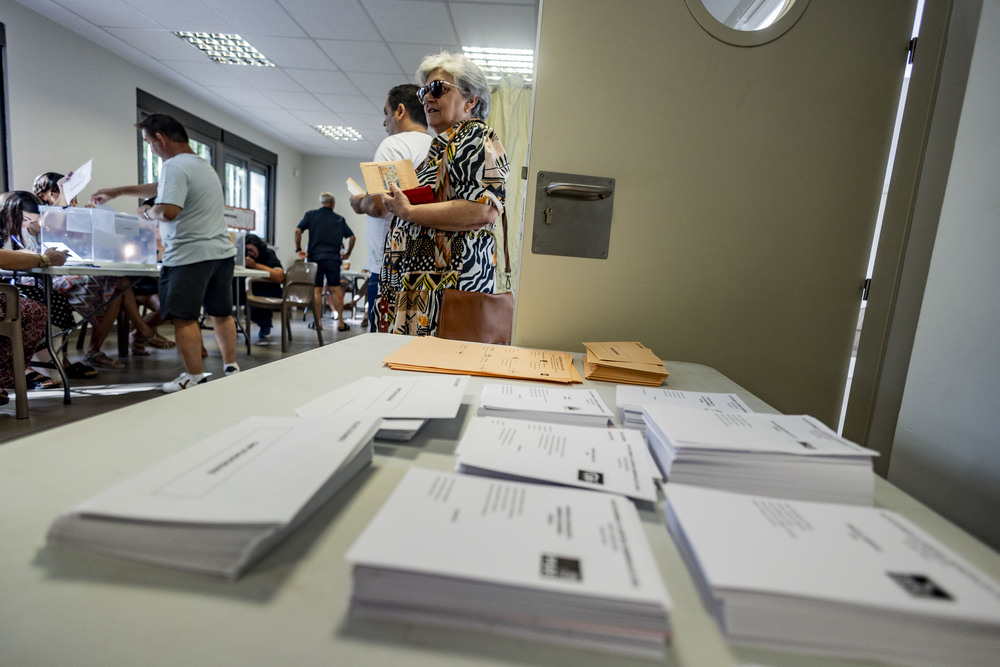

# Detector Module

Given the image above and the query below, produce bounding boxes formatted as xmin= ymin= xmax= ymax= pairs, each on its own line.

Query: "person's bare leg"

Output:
xmin=333 ymin=286 xmax=345 ymax=326
xmin=173 ymin=319 xmax=204 ymax=374
xmin=119 ymin=288 xmax=157 ymax=339
xmin=87 ymin=296 xmax=122 ymax=356
xmin=210 ymin=315 xmax=237 ymax=366
xmin=140 ymin=294 xmax=162 ymax=329
xmin=313 ymin=286 xmax=324 ymax=329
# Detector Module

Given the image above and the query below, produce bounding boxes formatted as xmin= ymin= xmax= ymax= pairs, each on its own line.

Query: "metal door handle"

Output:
xmin=544 ymin=182 xmax=613 ymax=200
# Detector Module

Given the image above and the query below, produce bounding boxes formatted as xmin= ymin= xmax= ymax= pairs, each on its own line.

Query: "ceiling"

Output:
xmin=15 ymin=0 xmax=539 ymax=159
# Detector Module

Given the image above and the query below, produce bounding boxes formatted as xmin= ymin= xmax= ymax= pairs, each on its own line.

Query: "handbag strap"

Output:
xmin=436 ymin=120 xmax=512 ymax=291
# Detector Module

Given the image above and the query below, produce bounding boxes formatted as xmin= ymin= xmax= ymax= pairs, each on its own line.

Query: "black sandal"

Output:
xmin=66 ymin=362 xmax=98 ymax=379
xmin=26 ymin=370 xmax=62 ymax=389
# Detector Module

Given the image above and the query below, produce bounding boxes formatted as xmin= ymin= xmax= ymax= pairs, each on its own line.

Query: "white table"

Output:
xmin=30 ymin=263 xmax=268 ymax=401
xmin=1 ymin=333 xmax=998 ymax=666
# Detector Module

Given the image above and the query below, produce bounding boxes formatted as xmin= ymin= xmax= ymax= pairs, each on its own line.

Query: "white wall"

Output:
xmin=299 ymin=155 xmax=372 ymax=269
xmin=889 ymin=1 xmax=1000 ymax=550
xmin=2 ymin=0 xmax=306 ymax=265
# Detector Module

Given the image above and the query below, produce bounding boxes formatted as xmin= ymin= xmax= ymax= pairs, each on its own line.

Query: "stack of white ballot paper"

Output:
xmin=346 ymin=468 xmax=673 ymax=658
xmin=477 ymin=383 xmax=615 ymax=426
xmin=616 ymin=386 xmax=752 ymax=429
xmin=663 ymin=484 xmax=1000 ymax=666
xmin=643 ymin=405 xmax=877 ymax=504
xmin=455 ymin=416 xmax=658 ymax=502
xmin=296 ymin=374 xmax=469 ymax=441
xmin=47 ymin=415 xmax=379 ymax=579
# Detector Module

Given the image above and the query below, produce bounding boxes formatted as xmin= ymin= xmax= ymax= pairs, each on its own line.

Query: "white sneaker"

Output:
xmin=224 ymin=364 xmax=240 ymax=376
xmin=162 ymin=372 xmax=208 ymax=393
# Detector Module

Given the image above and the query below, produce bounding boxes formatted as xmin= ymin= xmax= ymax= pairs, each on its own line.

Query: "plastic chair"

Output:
xmin=0 ymin=284 xmax=30 ymax=419
xmin=246 ymin=261 xmax=323 ymax=352
xmin=340 ymin=277 xmax=366 ymax=321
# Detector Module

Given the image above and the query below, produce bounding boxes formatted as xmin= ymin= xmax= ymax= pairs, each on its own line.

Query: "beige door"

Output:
xmin=516 ymin=0 xmax=920 ymax=426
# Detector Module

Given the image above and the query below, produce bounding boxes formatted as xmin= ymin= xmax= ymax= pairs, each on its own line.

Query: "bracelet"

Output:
xmin=38 ymin=253 xmax=52 ymax=268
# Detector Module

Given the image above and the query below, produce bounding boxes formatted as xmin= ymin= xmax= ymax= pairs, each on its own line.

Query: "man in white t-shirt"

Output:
xmin=350 ymin=84 xmax=432 ymax=331
xmin=91 ymin=113 xmax=239 ymax=392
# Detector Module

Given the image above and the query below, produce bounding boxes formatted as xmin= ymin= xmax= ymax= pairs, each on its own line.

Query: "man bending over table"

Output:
xmin=91 ymin=113 xmax=239 ymax=392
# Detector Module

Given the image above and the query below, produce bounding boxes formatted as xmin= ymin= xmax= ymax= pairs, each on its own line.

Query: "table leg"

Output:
xmin=43 ymin=275 xmax=71 ymax=404
xmin=234 ymin=276 xmax=251 ymax=355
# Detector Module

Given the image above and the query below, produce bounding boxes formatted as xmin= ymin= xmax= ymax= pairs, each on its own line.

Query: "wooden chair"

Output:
xmin=0 ymin=284 xmax=30 ymax=419
xmin=246 ymin=261 xmax=323 ymax=352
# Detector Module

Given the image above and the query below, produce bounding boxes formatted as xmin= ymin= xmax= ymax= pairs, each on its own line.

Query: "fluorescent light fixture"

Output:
xmin=174 ymin=32 xmax=275 ymax=67
xmin=462 ymin=47 xmax=534 ymax=81
xmin=314 ymin=125 xmax=363 ymax=142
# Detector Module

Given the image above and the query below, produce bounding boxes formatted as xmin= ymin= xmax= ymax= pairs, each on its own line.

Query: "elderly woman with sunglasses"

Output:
xmin=377 ymin=51 xmax=509 ymax=336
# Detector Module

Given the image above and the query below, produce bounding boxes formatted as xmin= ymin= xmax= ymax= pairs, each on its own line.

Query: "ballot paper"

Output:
xmin=383 ymin=336 xmax=581 ymax=384
xmin=583 ymin=341 xmax=668 ymax=386
xmin=664 ymin=484 xmax=1000 ymax=666
xmin=47 ymin=415 xmax=379 ymax=579
xmin=359 ymin=159 xmax=419 ymax=194
xmin=643 ymin=405 xmax=877 ymax=504
xmin=455 ymin=416 xmax=658 ymax=502
xmin=346 ymin=177 xmax=365 ymax=196
xmin=61 ymin=158 xmax=93 ymax=203
xmin=346 ymin=468 xmax=673 ymax=658
xmin=477 ymin=383 xmax=615 ymax=426
xmin=616 ymin=386 xmax=753 ymax=429
xmin=295 ymin=374 xmax=469 ymax=441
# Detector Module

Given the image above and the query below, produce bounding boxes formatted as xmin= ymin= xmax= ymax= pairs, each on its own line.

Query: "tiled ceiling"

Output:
xmin=15 ymin=0 xmax=539 ymax=158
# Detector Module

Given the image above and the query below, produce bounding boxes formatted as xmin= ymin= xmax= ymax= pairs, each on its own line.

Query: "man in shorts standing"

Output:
xmin=91 ymin=113 xmax=239 ymax=392
xmin=295 ymin=193 xmax=355 ymax=331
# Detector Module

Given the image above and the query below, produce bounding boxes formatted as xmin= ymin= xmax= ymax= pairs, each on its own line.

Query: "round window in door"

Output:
xmin=686 ymin=0 xmax=810 ymax=46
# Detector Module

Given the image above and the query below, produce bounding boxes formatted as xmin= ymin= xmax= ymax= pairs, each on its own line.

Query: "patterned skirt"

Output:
xmin=0 ymin=294 xmax=48 ymax=388
xmin=377 ymin=223 xmax=496 ymax=336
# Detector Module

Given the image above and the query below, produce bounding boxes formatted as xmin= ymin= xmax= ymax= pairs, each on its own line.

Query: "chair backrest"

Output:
xmin=282 ymin=262 xmax=318 ymax=307
xmin=284 ymin=261 xmax=318 ymax=288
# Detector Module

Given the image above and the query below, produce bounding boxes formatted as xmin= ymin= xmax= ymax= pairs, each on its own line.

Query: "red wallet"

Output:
xmin=403 ymin=185 xmax=435 ymax=204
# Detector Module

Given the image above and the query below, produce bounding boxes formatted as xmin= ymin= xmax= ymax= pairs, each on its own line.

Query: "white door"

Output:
xmin=517 ymin=0 xmax=921 ymax=426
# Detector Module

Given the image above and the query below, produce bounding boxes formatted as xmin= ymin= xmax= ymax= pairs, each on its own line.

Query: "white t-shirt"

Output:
xmin=157 ymin=153 xmax=235 ymax=267
xmin=363 ymin=131 xmax=433 ymax=274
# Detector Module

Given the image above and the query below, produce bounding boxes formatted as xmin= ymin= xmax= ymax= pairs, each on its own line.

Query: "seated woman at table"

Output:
xmin=0 ymin=192 xmax=68 ymax=402
xmin=243 ymin=233 xmax=284 ymax=342
xmin=0 ymin=190 xmax=97 ymax=386
xmin=32 ymin=174 xmax=173 ymax=368
xmin=377 ymin=51 xmax=509 ymax=336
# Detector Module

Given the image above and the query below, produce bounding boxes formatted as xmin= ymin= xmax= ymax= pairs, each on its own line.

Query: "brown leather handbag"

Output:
xmin=436 ymin=211 xmax=514 ymax=345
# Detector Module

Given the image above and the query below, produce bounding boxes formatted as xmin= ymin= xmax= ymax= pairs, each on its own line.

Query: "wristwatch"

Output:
xmin=38 ymin=253 xmax=52 ymax=268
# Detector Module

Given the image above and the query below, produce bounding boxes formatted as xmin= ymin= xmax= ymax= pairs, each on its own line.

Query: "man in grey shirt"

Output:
xmin=91 ymin=113 xmax=238 ymax=392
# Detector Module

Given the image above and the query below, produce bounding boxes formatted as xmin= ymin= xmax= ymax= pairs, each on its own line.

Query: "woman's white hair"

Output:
xmin=416 ymin=51 xmax=491 ymax=119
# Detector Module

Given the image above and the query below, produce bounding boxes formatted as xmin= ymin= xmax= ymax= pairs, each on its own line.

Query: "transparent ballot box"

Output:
xmin=39 ymin=206 xmax=157 ymax=264
xmin=93 ymin=212 xmax=158 ymax=264
xmin=39 ymin=205 xmax=94 ymax=261
xmin=230 ymin=229 xmax=246 ymax=267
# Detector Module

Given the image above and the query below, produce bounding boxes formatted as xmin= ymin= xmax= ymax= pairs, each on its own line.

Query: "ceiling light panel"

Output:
xmin=174 ymin=32 xmax=275 ymax=67
xmin=314 ymin=125 xmax=364 ymax=142
xmin=462 ymin=47 xmax=534 ymax=80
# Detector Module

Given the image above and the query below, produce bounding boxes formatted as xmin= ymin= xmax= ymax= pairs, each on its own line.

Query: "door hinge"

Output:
xmin=862 ymin=278 xmax=871 ymax=302
xmin=521 ymin=165 xmax=528 ymax=180
xmin=907 ymin=37 xmax=918 ymax=64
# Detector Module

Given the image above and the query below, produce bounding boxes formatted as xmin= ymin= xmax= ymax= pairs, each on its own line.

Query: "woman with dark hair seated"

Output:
xmin=243 ymin=233 xmax=284 ymax=342
xmin=0 ymin=192 xmax=68 ymax=403
xmin=1 ymin=190 xmax=97 ymax=386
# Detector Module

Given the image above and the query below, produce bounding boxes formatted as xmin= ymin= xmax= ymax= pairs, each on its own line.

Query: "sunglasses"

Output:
xmin=417 ymin=80 xmax=462 ymax=104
